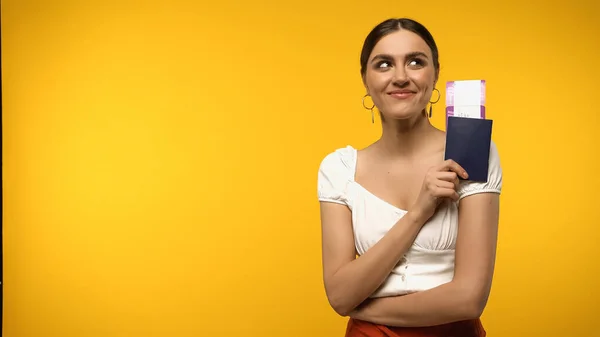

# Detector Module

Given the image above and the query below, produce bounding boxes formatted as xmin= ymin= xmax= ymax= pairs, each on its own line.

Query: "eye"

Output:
xmin=376 ymin=61 xmax=392 ymax=69
xmin=407 ymin=58 xmax=425 ymax=68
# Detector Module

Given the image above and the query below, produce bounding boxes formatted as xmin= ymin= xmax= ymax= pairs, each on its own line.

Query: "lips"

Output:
xmin=388 ymin=90 xmax=416 ymax=99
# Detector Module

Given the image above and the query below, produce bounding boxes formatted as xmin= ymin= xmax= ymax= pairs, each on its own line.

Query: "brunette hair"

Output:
xmin=359 ymin=18 xmax=440 ymax=78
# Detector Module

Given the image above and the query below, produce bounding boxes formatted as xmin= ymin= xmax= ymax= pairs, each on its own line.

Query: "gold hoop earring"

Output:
xmin=362 ymin=94 xmax=375 ymax=124
xmin=428 ymin=88 xmax=440 ymax=118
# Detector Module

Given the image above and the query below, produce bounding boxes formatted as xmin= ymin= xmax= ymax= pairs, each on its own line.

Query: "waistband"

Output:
xmin=345 ymin=318 xmax=486 ymax=337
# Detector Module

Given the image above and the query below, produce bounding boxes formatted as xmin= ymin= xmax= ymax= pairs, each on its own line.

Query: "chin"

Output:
xmin=383 ymin=109 xmax=423 ymax=121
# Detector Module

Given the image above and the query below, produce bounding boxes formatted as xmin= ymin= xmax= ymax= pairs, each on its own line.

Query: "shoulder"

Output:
xmin=317 ymin=146 xmax=356 ymax=205
xmin=457 ymin=140 xmax=503 ymax=200
xmin=318 ymin=146 xmax=356 ymax=175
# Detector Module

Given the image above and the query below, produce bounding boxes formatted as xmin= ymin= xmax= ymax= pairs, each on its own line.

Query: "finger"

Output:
xmin=453 ymin=176 xmax=460 ymax=190
xmin=439 ymin=159 xmax=465 ymax=174
xmin=451 ymin=191 xmax=460 ymax=201
xmin=435 ymin=171 xmax=458 ymax=181
xmin=434 ymin=187 xmax=460 ymax=202
xmin=435 ymin=180 xmax=455 ymax=190
xmin=439 ymin=172 xmax=460 ymax=190
xmin=439 ymin=160 xmax=468 ymax=179
xmin=435 ymin=171 xmax=459 ymax=182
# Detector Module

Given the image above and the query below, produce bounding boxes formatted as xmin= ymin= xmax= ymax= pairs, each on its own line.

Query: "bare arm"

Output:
xmin=320 ymin=160 xmax=469 ymax=316
xmin=320 ymin=201 xmax=425 ymax=316
xmin=348 ymin=192 xmax=500 ymax=327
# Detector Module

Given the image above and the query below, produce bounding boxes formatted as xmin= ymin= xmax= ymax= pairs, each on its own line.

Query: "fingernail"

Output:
xmin=463 ymin=171 xmax=468 ymax=178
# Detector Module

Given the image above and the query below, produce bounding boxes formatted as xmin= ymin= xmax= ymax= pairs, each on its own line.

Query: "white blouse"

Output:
xmin=317 ymin=142 xmax=503 ymax=298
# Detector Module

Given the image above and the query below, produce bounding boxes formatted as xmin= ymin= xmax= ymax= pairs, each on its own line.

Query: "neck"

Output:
xmin=375 ymin=112 xmax=438 ymax=158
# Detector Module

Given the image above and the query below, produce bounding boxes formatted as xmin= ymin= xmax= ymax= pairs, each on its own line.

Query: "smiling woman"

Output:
xmin=317 ymin=18 xmax=502 ymax=337
xmin=360 ymin=19 xmax=440 ymax=123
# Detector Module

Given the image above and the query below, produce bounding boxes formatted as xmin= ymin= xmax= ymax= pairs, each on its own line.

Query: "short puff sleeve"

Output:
xmin=317 ymin=147 xmax=354 ymax=206
xmin=457 ymin=141 xmax=503 ymax=200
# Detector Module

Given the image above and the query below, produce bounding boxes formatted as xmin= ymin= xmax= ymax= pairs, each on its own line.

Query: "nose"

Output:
xmin=392 ymin=66 xmax=409 ymax=85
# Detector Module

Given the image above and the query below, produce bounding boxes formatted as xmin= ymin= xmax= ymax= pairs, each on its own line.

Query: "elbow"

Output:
xmin=464 ymin=299 xmax=485 ymax=320
xmin=327 ymin=295 xmax=354 ymax=317
xmin=325 ymin=286 xmax=357 ymax=317
xmin=453 ymin=280 xmax=490 ymax=320
xmin=332 ymin=305 xmax=353 ymax=317
xmin=463 ymin=289 xmax=490 ymax=319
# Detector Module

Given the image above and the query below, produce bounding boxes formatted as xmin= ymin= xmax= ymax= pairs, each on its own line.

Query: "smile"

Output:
xmin=388 ymin=91 xmax=416 ymax=99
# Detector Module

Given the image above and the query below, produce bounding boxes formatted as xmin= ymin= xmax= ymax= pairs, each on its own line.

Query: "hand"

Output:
xmin=410 ymin=159 xmax=468 ymax=222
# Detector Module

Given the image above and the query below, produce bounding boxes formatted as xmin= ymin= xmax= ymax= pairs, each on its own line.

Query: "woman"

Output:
xmin=317 ymin=18 xmax=502 ymax=337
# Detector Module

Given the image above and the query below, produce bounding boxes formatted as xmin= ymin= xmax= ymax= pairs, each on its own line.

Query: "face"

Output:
xmin=363 ymin=30 xmax=438 ymax=121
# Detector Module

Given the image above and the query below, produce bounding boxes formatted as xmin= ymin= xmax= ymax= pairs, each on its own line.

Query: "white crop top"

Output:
xmin=317 ymin=142 xmax=503 ymax=298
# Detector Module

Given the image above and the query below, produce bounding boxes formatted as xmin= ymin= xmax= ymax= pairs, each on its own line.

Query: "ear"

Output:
xmin=434 ymin=68 xmax=440 ymax=87
xmin=362 ymin=71 xmax=374 ymax=96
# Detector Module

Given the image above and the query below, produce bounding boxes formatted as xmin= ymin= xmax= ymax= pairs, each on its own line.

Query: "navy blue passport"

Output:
xmin=444 ymin=117 xmax=493 ymax=183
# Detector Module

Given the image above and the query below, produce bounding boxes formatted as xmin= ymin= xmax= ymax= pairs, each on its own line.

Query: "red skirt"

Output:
xmin=345 ymin=318 xmax=486 ymax=337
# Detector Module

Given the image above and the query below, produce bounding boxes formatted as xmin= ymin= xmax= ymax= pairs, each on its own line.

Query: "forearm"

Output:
xmin=349 ymin=280 xmax=480 ymax=327
xmin=326 ymin=211 xmax=425 ymax=316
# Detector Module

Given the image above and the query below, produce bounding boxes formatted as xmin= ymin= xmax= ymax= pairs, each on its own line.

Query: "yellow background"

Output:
xmin=3 ymin=0 xmax=599 ymax=336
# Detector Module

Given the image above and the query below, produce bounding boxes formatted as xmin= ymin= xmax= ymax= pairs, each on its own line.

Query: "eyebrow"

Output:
xmin=370 ymin=52 xmax=429 ymax=64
